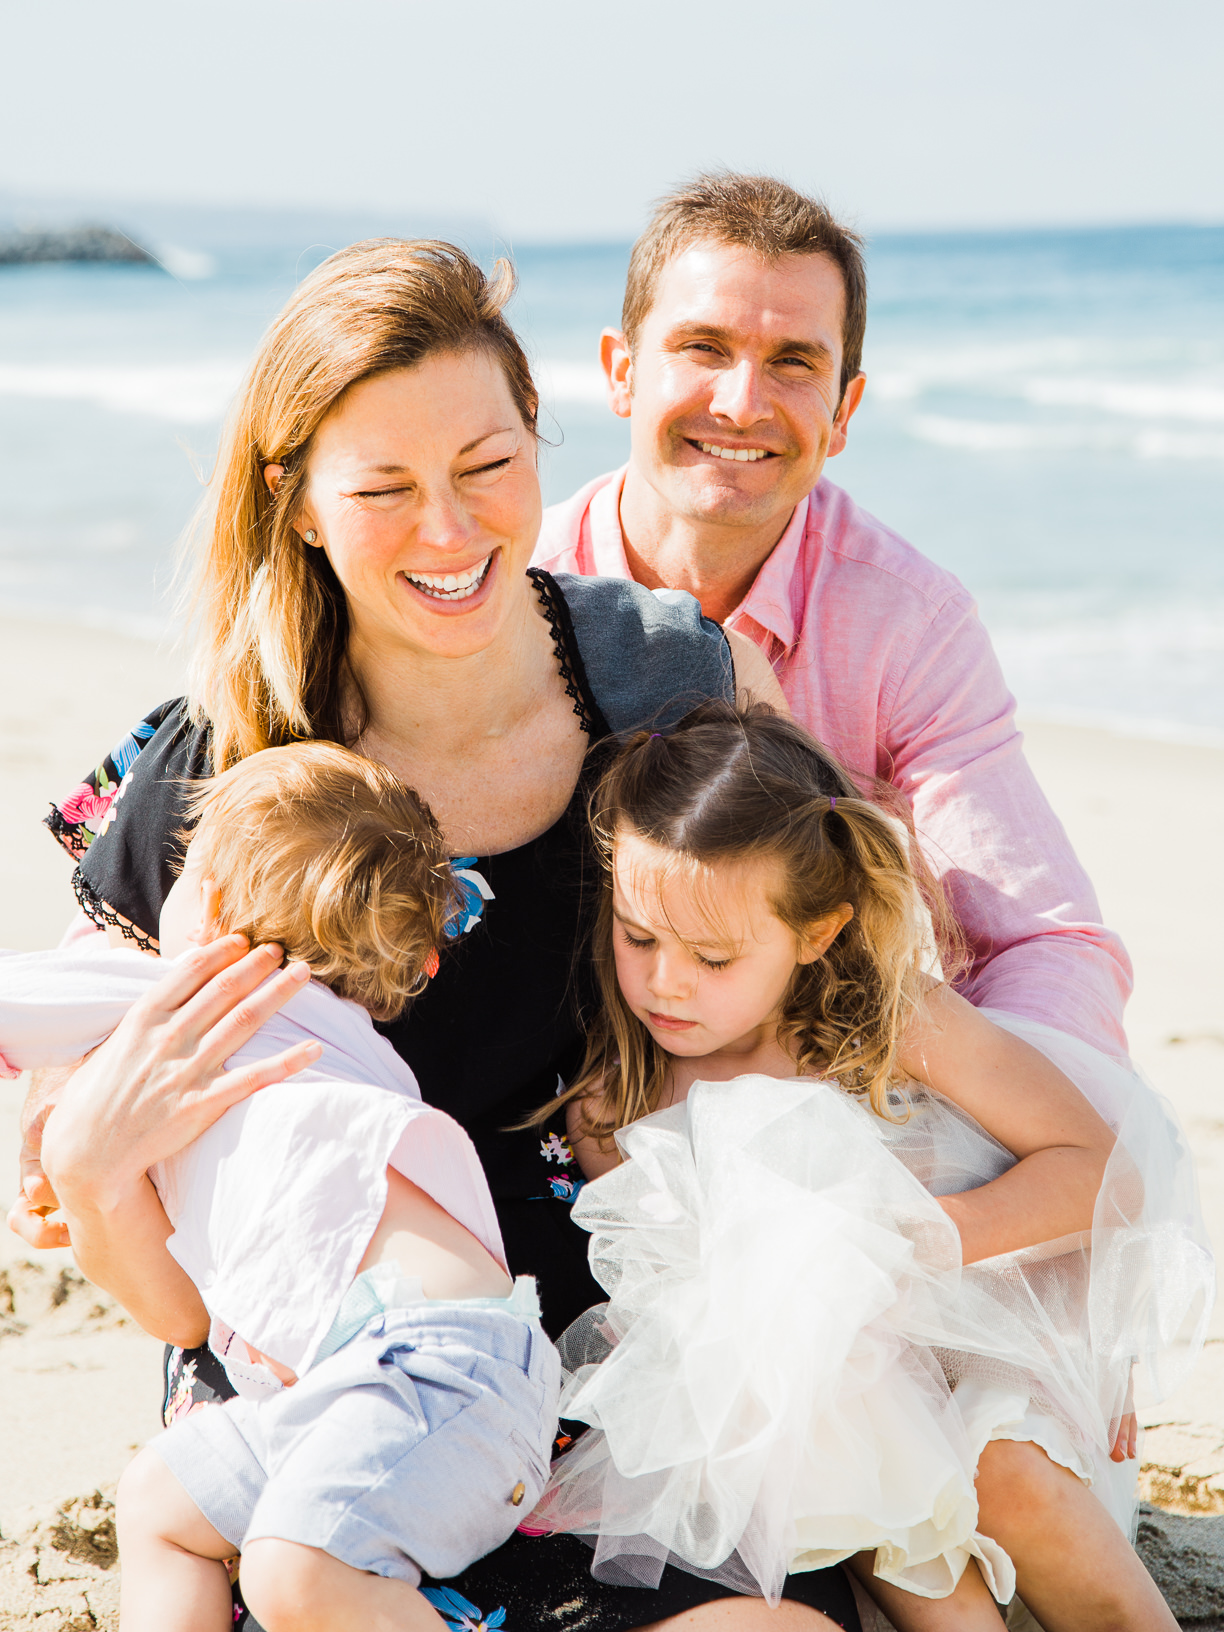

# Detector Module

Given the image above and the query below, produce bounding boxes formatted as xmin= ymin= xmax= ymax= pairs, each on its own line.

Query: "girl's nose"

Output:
xmin=647 ymin=947 xmax=697 ymax=1001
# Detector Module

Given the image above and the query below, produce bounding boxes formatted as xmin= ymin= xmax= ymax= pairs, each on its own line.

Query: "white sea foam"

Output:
xmin=0 ymin=361 xmax=244 ymax=423
xmin=535 ymin=359 xmax=607 ymax=406
xmin=909 ymin=414 xmax=1224 ymax=460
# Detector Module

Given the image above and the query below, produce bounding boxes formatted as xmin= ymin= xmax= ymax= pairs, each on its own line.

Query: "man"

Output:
xmin=534 ymin=171 xmax=1131 ymax=1054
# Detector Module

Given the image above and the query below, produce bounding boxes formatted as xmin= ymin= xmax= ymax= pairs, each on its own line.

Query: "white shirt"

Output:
xmin=0 ymin=943 xmax=505 ymax=1378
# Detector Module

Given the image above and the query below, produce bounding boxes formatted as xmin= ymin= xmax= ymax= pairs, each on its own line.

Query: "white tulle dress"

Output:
xmin=529 ymin=1012 xmax=1214 ymax=1607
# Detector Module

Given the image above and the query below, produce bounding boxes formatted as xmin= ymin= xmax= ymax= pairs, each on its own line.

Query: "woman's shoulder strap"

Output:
xmin=544 ymin=570 xmax=735 ymax=735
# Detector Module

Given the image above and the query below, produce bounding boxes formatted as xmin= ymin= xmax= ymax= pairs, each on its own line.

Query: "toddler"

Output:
xmin=0 ymin=742 xmax=560 ymax=1632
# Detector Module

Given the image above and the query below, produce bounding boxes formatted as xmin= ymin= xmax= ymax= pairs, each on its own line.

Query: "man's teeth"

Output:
xmin=698 ymin=442 xmax=770 ymax=462
xmin=406 ymin=555 xmax=492 ymax=600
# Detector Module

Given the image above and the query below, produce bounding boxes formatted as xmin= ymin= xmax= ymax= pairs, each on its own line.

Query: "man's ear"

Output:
xmin=827 ymin=374 xmax=866 ymax=460
xmin=600 ymin=329 xmax=633 ymax=420
xmin=796 ymin=903 xmax=854 ymax=964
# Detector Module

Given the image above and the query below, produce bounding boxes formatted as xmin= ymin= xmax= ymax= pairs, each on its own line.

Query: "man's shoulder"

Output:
xmin=808 ymin=478 xmax=972 ymax=615
xmin=532 ymin=468 xmax=620 ymax=573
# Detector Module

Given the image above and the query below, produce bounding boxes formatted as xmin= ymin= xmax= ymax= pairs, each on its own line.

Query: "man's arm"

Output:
xmin=883 ymin=595 xmax=1132 ymax=1056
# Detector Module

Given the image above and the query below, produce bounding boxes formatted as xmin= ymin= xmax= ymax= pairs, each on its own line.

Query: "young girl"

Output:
xmin=529 ymin=702 xmax=1211 ymax=1632
xmin=1 ymin=742 xmax=559 ymax=1632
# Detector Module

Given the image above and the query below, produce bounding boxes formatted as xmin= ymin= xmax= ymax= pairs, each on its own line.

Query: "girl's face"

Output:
xmin=611 ymin=829 xmax=847 ymax=1061
xmin=283 ymin=349 xmax=542 ymax=664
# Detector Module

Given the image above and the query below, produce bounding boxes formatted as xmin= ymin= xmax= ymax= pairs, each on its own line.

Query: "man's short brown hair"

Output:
xmin=622 ymin=172 xmax=867 ymax=399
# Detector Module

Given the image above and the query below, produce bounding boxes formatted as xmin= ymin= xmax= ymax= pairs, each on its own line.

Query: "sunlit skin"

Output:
xmin=267 ymin=351 xmax=543 ymax=668
xmin=609 ymin=830 xmax=850 ymax=1101
xmin=602 ymin=244 xmax=868 ymax=622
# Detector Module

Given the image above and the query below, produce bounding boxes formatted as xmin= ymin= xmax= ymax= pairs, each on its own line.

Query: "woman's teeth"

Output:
xmin=406 ymin=555 xmax=492 ymax=600
xmin=698 ymin=442 xmax=770 ymax=462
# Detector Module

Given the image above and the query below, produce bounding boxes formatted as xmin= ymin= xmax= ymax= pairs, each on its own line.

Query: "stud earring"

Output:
xmin=302 ymin=529 xmax=317 ymax=544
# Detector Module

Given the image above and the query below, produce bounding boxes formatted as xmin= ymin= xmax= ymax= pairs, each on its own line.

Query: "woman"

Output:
xmin=16 ymin=241 xmax=860 ymax=1632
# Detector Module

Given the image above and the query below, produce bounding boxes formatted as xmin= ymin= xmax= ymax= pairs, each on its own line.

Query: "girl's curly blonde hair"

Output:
xmin=545 ymin=701 xmax=963 ymax=1141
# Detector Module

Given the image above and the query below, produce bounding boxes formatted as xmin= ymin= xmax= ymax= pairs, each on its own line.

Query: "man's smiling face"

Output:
xmin=612 ymin=242 xmax=863 ymax=534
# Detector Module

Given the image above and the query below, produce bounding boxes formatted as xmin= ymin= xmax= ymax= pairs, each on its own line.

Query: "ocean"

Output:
xmin=1 ymin=218 xmax=1220 ymax=742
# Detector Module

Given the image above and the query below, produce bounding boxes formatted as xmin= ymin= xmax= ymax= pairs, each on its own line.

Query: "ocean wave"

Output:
xmin=1022 ymin=378 xmax=1224 ymax=422
xmin=0 ymin=361 xmax=244 ymax=423
xmin=535 ymin=359 xmax=607 ymax=405
xmin=909 ymin=414 xmax=1224 ymax=460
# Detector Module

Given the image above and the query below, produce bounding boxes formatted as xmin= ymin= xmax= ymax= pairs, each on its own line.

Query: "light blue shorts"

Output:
xmin=154 ymin=1277 xmax=560 ymax=1584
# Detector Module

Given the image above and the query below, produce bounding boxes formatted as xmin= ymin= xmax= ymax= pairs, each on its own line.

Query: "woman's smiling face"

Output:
xmin=293 ymin=348 xmax=542 ymax=661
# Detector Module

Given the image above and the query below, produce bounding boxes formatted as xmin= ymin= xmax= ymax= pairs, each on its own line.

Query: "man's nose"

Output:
xmin=708 ymin=358 xmax=773 ymax=427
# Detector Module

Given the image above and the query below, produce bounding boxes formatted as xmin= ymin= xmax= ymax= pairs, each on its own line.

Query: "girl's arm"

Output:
xmin=566 ymin=1093 xmax=622 ymax=1181
xmin=897 ymin=985 xmax=1116 ymax=1265
xmin=38 ymin=937 xmax=320 ymax=1346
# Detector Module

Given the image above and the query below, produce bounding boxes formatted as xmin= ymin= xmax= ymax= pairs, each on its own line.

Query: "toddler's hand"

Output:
xmin=0 ymin=1052 xmax=19 ymax=1081
xmin=1110 ymin=1413 xmax=1138 ymax=1461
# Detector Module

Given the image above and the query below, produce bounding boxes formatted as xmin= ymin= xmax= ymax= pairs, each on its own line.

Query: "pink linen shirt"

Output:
xmin=534 ymin=466 xmax=1132 ymax=1056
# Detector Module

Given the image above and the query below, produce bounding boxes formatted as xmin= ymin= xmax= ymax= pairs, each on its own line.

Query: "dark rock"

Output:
xmin=1135 ymin=1503 xmax=1224 ymax=1624
xmin=0 ymin=226 xmax=156 ymax=266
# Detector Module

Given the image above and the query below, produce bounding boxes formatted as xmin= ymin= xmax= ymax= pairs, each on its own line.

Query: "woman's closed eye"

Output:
xmin=460 ymin=455 xmax=513 ymax=480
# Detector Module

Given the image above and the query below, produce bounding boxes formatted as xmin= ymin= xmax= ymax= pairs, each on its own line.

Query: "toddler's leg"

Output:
xmin=239 ymin=1538 xmax=449 ymax=1632
xmin=116 ymin=1446 xmax=236 ymax=1632
xmin=847 ymin=1553 xmax=1003 ymax=1630
xmin=975 ymin=1439 xmax=1177 ymax=1632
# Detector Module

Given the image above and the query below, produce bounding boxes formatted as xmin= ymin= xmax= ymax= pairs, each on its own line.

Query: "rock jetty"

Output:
xmin=0 ymin=226 xmax=156 ymax=266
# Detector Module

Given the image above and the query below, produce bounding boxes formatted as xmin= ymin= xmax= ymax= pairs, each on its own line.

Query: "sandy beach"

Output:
xmin=1 ymin=613 xmax=1222 ymax=1625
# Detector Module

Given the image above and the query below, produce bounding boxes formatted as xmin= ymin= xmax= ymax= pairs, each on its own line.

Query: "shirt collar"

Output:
xmin=588 ymin=465 xmax=633 ymax=578
xmin=589 ymin=466 xmax=809 ymax=653
xmin=725 ymin=493 xmax=809 ymax=653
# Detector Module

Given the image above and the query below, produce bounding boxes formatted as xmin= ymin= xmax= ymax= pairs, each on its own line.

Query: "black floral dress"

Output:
xmin=47 ymin=571 xmax=860 ymax=1632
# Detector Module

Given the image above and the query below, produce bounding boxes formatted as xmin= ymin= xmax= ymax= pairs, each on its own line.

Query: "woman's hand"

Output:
xmin=34 ymin=936 xmax=321 ymax=1346
xmin=41 ymin=936 xmax=319 ymax=1210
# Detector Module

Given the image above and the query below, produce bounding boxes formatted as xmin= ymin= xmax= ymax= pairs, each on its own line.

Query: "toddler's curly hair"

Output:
xmin=181 ymin=741 xmax=454 ymax=1021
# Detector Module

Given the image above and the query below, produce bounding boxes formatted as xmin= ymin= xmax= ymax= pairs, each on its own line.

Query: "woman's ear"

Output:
xmin=796 ymin=903 xmax=854 ymax=965
xmin=263 ymin=463 xmax=284 ymax=493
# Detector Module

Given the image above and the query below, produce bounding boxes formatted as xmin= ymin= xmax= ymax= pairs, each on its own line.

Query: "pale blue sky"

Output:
xmin=1 ymin=0 xmax=1221 ymax=240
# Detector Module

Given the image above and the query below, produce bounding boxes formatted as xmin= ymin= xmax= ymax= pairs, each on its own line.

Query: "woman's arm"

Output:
xmin=37 ymin=937 xmax=320 ymax=1344
xmin=897 ymin=985 xmax=1116 ymax=1265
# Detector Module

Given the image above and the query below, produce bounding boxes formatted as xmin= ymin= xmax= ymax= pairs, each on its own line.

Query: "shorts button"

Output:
xmin=510 ymin=1481 xmax=525 ymax=1506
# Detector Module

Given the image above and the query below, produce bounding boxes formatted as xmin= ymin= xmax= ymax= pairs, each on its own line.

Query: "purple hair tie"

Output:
xmin=828 ymin=796 xmax=837 ymax=810
xmin=649 ymin=733 xmax=663 ymax=740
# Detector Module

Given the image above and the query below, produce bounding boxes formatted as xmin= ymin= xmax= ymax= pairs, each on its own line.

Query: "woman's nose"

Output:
xmin=414 ymin=489 xmax=478 ymax=555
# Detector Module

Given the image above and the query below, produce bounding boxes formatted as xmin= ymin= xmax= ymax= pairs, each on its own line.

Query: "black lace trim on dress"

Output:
xmin=44 ymin=802 xmax=79 ymax=854
xmin=527 ymin=567 xmax=605 ymax=740
xmin=72 ymin=868 xmax=158 ymax=954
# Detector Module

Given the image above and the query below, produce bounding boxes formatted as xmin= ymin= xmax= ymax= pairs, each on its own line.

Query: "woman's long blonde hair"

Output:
xmin=182 ymin=239 xmax=539 ymax=771
xmin=550 ymin=701 xmax=963 ymax=1140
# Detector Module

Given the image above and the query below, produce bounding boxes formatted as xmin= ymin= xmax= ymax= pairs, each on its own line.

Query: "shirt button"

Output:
xmin=510 ymin=1481 xmax=526 ymax=1506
